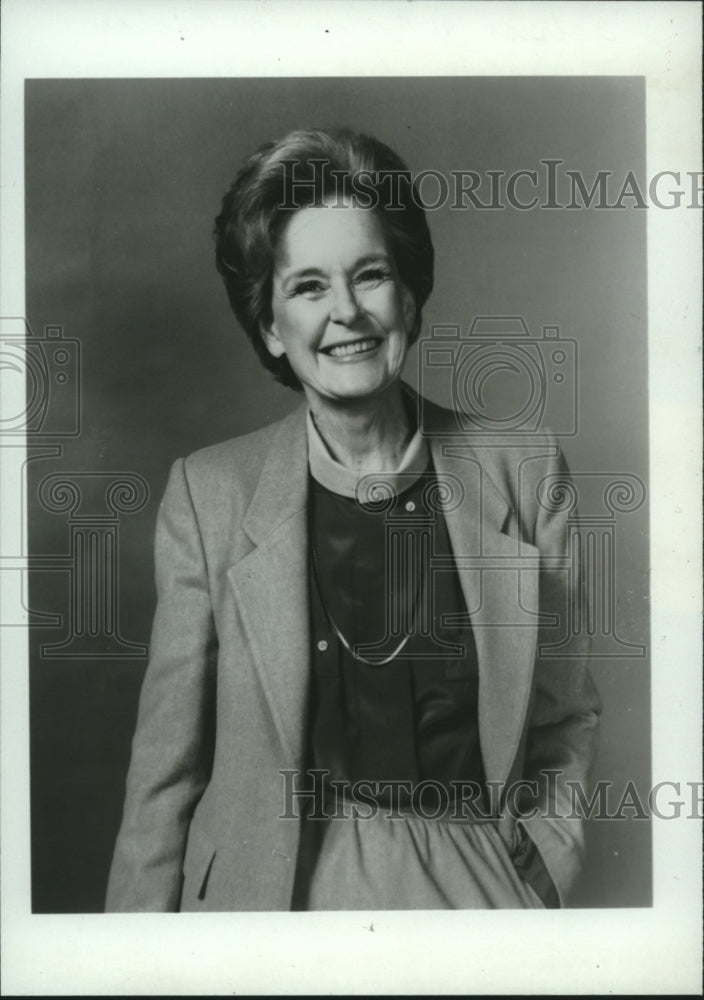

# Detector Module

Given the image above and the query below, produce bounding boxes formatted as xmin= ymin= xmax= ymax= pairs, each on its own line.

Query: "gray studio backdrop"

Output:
xmin=24 ymin=77 xmax=649 ymax=911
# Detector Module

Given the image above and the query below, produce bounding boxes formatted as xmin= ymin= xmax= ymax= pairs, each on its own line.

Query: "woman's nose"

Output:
xmin=329 ymin=281 xmax=361 ymax=324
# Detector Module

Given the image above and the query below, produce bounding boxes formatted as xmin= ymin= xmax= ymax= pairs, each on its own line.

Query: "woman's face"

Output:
xmin=263 ymin=202 xmax=416 ymax=408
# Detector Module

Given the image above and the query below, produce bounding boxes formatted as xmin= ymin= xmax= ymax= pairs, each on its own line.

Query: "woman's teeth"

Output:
xmin=326 ymin=338 xmax=379 ymax=358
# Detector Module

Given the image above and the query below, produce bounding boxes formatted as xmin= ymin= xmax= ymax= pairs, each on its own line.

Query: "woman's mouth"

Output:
xmin=321 ymin=337 xmax=382 ymax=359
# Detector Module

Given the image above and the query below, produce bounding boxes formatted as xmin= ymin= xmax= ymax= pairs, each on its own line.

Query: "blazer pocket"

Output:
xmin=181 ymin=828 xmax=217 ymax=906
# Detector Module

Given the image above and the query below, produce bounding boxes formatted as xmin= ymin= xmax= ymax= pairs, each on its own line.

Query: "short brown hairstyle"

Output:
xmin=214 ymin=127 xmax=435 ymax=390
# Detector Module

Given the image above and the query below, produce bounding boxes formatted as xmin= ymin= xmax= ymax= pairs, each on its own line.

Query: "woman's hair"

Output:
xmin=214 ymin=127 xmax=435 ymax=389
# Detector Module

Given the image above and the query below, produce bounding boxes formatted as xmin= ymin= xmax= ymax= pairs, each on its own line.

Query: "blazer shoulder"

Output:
xmin=180 ymin=406 xmax=304 ymax=509
xmin=420 ymin=391 xmax=563 ymax=471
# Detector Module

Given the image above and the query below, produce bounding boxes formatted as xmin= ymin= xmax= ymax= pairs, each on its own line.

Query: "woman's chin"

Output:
xmin=311 ymin=370 xmax=403 ymax=406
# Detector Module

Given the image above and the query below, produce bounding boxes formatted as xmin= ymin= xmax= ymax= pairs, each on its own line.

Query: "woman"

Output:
xmin=106 ymin=128 xmax=600 ymax=912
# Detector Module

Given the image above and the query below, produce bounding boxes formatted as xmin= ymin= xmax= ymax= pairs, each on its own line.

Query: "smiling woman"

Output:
xmin=105 ymin=127 xmax=600 ymax=912
xmin=264 ymin=206 xmax=416 ymax=466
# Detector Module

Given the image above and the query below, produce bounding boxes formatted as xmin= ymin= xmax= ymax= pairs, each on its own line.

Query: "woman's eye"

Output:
xmin=356 ymin=268 xmax=388 ymax=285
xmin=292 ymin=280 xmax=324 ymax=296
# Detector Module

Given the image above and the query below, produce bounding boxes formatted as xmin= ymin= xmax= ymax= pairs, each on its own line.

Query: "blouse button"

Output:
xmin=317 ymin=639 xmax=329 ymax=653
xmin=405 ymin=500 xmax=416 ymax=512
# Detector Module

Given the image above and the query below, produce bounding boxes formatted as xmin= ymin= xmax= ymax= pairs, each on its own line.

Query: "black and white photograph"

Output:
xmin=1 ymin=1 xmax=701 ymax=995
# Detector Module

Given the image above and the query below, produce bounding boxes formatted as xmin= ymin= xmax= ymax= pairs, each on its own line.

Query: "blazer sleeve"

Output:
xmin=105 ymin=458 xmax=217 ymax=912
xmin=514 ymin=439 xmax=602 ymax=906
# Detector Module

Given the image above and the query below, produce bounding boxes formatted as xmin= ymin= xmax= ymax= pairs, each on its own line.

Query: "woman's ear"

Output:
xmin=261 ymin=323 xmax=286 ymax=359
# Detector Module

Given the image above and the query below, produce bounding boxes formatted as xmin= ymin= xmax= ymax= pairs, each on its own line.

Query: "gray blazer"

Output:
xmin=106 ymin=391 xmax=600 ymax=911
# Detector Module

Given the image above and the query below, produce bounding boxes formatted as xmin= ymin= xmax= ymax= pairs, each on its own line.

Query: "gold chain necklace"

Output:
xmin=309 ymin=531 xmax=423 ymax=668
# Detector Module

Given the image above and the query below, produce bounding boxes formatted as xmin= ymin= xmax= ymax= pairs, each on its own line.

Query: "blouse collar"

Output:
xmin=306 ymin=408 xmax=430 ymax=500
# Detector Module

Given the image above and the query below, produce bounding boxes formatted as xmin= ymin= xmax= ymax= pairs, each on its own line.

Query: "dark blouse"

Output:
xmin=305 ymin=463 xmax=486 ymax=816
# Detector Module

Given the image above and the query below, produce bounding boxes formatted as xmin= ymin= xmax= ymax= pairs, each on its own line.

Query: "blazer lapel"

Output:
xmin=429 ymin=428 xmax=540 ymax=791
xmin=226 ymin=405 xmax=311 ymax=765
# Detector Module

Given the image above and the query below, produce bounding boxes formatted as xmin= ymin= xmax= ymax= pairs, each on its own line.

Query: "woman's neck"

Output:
xmin=307 ymin=384 xmax=414 ymax=473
